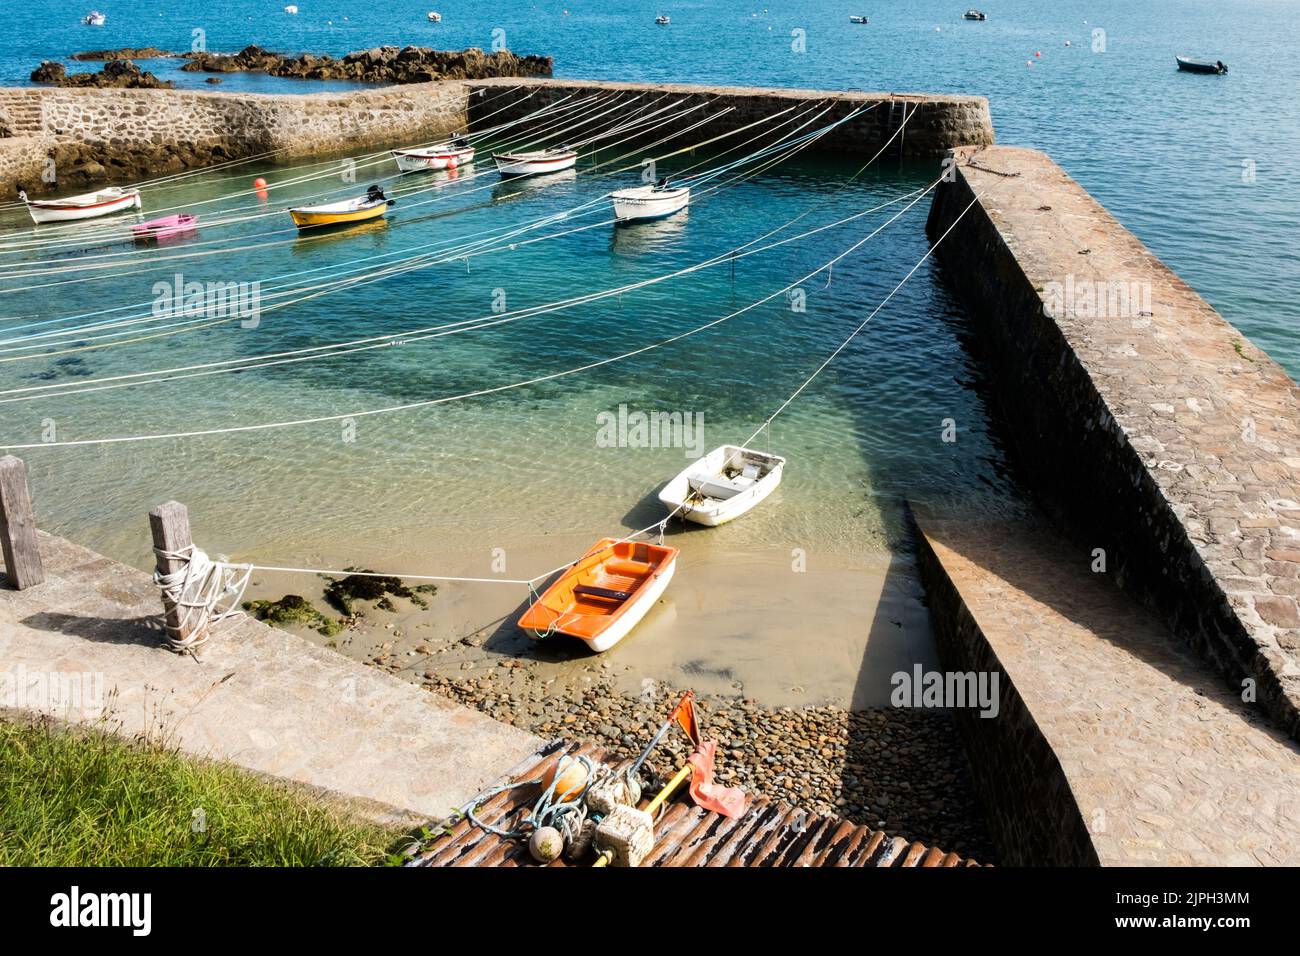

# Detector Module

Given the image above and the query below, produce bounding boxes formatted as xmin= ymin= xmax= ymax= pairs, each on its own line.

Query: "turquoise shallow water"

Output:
xmin=6 ymin=0 xmax=1296 ymax=371
xmin=0 ymin=143 xmax=1013 ymax=570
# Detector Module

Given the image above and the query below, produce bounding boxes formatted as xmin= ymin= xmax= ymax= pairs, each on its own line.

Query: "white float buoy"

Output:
xmin=529 ymin=827 xmax=564 ymax=863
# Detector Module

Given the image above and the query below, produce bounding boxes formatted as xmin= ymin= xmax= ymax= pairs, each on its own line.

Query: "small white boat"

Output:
xmin=284 ymin=4 xmax=299 ymax=13
xmin=493 ymin=148 xmax=579 ymax=177
xmin=658 ymin=445 xmax=786 ymax=527
xmin=21 ymin=186 xmax=141 ymax=224
xmin=391 ymin=139 xmax=475 ymax=172
xmin=82 ymin=10 xmax=106 ymax=26
xmin=849 ymin=15 xmax=869 ymax=24
xmin=427 ymin=11 xmax=442 ymax=21
xmin=655 ymin=15 xmax=671 ymax=25
xmin=963 ymin=9 xmax=987 ymax=20
xmin=611 ymin=181 xmax=690 ymax=222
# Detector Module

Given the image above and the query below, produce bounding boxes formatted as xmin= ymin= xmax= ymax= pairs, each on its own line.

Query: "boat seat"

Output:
xmin=605 ymin=559 xmax=652 ymax=577
xmin=688 ymin=471 xmax=757 ymax=501
xmin=573 ymin=583 xmax=633 ymax=603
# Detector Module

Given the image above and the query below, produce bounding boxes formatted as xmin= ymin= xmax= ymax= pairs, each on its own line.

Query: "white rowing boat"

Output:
xmin=611 ymin=181 xmax=690 ymax=222
xmin=391 ymin=140 xmax=475 ymax=172
xmin=493 ymin=148 xmax=578 ymax=177
xmin=658 ymin=445 xmax=786 ymax=527
xmin=21 ymin=186 xmax=141 ymax=224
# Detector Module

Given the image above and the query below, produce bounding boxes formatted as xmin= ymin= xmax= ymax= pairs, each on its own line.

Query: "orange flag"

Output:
xmin=672 ymin=694 xmax=747 ymax=818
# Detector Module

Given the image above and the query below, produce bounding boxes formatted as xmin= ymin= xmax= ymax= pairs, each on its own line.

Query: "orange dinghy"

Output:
xmin=519 ymin=538 xmax=678 ymax=652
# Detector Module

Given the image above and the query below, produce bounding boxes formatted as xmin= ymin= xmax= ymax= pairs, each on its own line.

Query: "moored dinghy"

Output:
xmin=1176 ymin=56 xmax=1228 ymax=74
xmin=289 ymin=184 xmax=393 ymax=229
xmin=611 ymin=179 xmax=690 ymax=222
xmin=21 ymin=186 xmax=141 ymax=224
xmin=132 ymin=213 xmax=199 ymax=243
xmin=493 ymin=147 xmax=579 ymax=177
xmin=658 ymin=445 xmax=786 ymax=527
xmin=518 ymin=538 xmax=678 ymax=652
xmin=392 ymin=135 xmax=475 ymax=172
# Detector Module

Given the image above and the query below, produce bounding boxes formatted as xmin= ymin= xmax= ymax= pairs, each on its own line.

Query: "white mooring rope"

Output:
xmin=152 ymin=545 xmax=252 ymax=653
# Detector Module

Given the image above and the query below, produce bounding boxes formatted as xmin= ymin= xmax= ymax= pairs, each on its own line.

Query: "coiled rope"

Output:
xmin=151 ymin=545 xmax=252 ymax=653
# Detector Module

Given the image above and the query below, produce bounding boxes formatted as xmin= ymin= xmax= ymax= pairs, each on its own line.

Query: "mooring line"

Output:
xmin=0 ymin=178 xmax=938 ymax=449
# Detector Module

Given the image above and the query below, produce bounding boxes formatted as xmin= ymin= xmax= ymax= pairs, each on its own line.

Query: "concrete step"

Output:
xmin=911 ymin=503 xmax=1300 ymax=866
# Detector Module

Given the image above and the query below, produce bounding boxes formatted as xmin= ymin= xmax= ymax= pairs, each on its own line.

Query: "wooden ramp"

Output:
xmin=411 ymin=740 xmax=980 ymax=867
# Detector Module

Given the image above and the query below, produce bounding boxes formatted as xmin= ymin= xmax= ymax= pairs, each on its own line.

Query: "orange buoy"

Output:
xmin=539 ymin=756 xmax=590 ymax=803
xmin=446 ymin=156 xmax=458 ymax=170
xmin=253 ymin=177 xmax=267 ymax=189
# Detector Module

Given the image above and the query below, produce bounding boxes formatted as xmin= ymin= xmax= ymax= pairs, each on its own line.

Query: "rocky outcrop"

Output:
xmin=30 ymin=59 xmax=173 ymax=89
xmin=181 ymin=45 xmax=552 ymax=84
xmin=71 ymin=47 xmax=175 ymax=61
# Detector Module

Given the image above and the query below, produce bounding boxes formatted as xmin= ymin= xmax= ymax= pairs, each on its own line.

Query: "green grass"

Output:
xmin=0 ymin=716 xmax=411 ymax=866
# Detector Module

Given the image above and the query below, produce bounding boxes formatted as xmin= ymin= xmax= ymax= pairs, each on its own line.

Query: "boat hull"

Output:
xmin=493 ymin=151 xmax=578 ymax=177
xmin=517 ymin=538 xmax=677 ymax=652
xmin=1176 ymin=56 xmax=1227 ymax=74
xmin=659 ymin=445 xmax=786 ymax=527
xmin=132 ymin=214 xmax=198 ymax=242
xmin=611 ymin=186 xmax=690 ymax=222
xmin=289 ymin=202 xmax=388 ymax=229
xmin=25 ymin=189 xmax=141 ymax=224
xmin=584 ymin=556 xmax=675 ymax=652
xmin=392 ymin=145 xmax=475 ymax=172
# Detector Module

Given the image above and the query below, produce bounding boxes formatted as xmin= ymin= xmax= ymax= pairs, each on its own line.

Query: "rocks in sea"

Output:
xmin=71 ymin=47 xmax=176 ymax=62
xmin=179 ymin=44 xmax=552 ymax=84
xmin=30 ymin=59 xmax=173 ymax=89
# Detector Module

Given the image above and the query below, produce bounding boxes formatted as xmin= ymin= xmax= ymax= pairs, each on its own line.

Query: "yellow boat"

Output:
xmin=288 ymin=185 xmax=394 ymax=230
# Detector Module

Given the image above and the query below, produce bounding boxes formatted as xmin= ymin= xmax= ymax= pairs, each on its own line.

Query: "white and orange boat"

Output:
xmin=391 ymin=139 xmax=475 ymax=172
xmin=518 ymin=538 xmax=678 ymax=652
xmin=21 ymin=186 xmax=141 ymax=224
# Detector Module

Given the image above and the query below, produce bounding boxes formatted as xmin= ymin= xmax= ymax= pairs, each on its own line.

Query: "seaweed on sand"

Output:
xmin=321 ymin=568 xmax=438 ymax=616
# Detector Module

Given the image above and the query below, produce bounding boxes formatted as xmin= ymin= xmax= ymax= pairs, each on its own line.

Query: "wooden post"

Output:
xmin=0 ymin=455 xmax=44 ymax=590
xmin=149 ymin=500 xmax=193 ymax=647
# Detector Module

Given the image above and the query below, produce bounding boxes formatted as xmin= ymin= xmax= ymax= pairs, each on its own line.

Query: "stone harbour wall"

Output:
xmin=0 ymin=77 xmax=993 ymax=197
xmin=466 ymin=78 xmax=993 ymax=158
xmin=0 ymin=82 xmax=469 ymax=196
xmin=926 ymin=144 xmax=1300 ymax=742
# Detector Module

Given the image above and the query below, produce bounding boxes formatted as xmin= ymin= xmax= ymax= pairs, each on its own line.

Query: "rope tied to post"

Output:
xmin=152 ymin=544 xmax=251 ymax=653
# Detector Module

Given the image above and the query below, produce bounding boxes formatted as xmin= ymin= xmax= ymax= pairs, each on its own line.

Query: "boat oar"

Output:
xmin=591 ymin=762 xmax=692 ymax=867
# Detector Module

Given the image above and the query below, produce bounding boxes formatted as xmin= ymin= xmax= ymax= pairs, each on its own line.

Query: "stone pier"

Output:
xmin=467 ymin=77 xmax=993 ymax=158
xmin=927 ymin=145 xmax=1300 ymax=743
xmin=0 ymin=78 xmax=994 ymax=197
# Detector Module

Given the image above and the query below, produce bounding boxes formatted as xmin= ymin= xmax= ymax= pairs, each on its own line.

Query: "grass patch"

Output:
xmin=0 ymin=716 xmax=411 ymax=866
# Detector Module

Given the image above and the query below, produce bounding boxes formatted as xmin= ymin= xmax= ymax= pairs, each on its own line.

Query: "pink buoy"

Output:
xmin=446 ymin=156 xmax=458 ymax=170
xmin=253 ymin=177 xmax=267 ymax=189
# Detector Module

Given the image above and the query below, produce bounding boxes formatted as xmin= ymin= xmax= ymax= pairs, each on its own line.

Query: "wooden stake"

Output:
xmin=149 ymin=500 xmax=193 ymax=646
xmin=0 ymin=455 xmax=44 ymax=590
